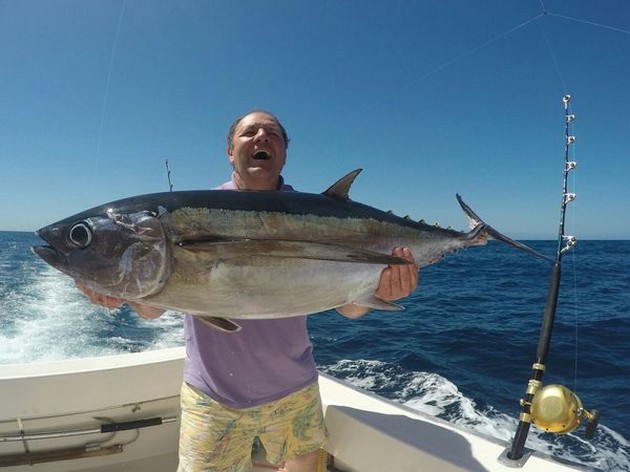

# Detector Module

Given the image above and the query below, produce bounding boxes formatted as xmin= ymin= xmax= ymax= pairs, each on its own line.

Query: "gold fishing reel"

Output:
xmin=530 ymin=384 xmax=600 ymax=439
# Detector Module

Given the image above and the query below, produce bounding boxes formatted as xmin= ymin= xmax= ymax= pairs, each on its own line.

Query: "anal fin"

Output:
xmin=197 ymin=316 xmax=242 ymax=333
xmin=351 ymin=295 xmax=404 ymax=312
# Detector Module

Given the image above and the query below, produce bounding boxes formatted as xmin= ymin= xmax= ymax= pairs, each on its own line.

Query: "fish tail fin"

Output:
xmin=457 ymin=194 xmax=553 ymax=263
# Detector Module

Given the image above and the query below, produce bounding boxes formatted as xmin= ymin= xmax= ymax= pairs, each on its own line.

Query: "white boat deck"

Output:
xmin=0 ymin=348 xmax=595 ymax=471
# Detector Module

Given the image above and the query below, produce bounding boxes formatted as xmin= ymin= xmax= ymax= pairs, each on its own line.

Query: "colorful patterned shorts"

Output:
xmin=177 ymin=381 xmax=327 ymax=471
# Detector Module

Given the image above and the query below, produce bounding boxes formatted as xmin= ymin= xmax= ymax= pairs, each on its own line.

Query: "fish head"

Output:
xmin=33 ymin=209 xmax=170 ymax=300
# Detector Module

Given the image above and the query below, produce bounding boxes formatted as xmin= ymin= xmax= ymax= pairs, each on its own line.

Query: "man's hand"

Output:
xmin=76 ymin=283 xmax=165 ymax=320
xmin=337 ymin=247 xmax=418 ymax=319
xmin=375 ymin=247 xmax=418 ymax=301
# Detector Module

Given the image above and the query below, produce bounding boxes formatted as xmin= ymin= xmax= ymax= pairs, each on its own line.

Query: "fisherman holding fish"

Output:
xmin=77 ymin=110 xmax=419 ymax=471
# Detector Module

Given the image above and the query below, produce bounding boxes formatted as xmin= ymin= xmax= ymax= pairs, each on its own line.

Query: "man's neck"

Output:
xmin=232 ymin=171 xmax=282 ymax=191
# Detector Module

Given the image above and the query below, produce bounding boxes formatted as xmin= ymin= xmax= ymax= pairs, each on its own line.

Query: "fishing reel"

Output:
xmin=528 ymin=384 xmax=600 ymax=439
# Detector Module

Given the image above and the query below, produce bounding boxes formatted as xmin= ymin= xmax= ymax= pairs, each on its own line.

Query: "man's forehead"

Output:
xmin=237 ymin=113 xmax=280 ymax=129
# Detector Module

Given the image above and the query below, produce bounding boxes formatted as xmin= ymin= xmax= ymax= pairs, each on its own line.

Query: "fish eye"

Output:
xmin=68 ymin=222 xmax=93 ymax=248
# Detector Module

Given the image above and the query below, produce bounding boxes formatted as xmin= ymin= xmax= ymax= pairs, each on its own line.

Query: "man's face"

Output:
xmin=228 ymin=112 xmax=287 ymax=190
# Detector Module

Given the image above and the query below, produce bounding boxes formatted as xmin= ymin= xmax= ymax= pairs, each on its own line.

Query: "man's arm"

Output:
xmin=336 ymin=247 xmax=418 ymax=319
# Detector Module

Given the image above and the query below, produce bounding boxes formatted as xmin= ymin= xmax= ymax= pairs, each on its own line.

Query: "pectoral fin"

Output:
xmin=178 ymin=238 xmax=411 ymax=266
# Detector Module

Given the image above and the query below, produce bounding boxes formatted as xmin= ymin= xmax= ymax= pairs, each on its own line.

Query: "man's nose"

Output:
xmin=253 ymin=128 xmax=269 ymax=142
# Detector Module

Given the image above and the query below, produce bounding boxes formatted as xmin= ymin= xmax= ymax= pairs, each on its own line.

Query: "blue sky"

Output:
xmin=1 ymin=0 xmax=629 ymax=238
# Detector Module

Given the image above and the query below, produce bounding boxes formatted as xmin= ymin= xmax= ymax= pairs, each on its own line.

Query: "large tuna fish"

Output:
xmin=33 ymin=169 xmax=549 ymax=331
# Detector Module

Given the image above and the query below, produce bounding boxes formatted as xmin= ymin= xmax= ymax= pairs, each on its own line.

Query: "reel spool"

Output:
xmin=530 ymin=384 xmax=600 ymax=439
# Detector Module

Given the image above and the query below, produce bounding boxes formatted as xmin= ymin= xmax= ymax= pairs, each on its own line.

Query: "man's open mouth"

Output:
xmin=253 ymin=150 xmax=271 ymax=160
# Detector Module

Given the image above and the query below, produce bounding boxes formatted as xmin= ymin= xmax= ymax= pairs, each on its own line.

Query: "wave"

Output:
xmin=0 ymin=261 xmax=184 ymax=364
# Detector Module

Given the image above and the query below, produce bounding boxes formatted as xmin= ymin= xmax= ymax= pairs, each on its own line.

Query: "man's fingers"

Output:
xmin=376 ymin=247 xmax=419 ymax=301
xmin=378 ymin=267 xmax=394 ymax=299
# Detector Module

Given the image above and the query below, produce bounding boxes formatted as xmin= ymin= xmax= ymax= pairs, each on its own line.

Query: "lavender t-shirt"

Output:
xmin=182 ymin=176 xmax=318 ymax=408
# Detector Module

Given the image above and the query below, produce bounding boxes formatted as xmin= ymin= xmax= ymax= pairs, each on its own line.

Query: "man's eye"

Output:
xmin=239 ymin=127 xmax=280 ymax=138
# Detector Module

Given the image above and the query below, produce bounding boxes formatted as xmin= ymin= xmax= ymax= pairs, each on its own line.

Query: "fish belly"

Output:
xmin=144 ymin=256 xmax=384 ymax=319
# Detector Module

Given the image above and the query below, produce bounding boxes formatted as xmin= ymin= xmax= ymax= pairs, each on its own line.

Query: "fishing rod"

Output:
xmin=503 ymin=95 xmax=599 ymax=464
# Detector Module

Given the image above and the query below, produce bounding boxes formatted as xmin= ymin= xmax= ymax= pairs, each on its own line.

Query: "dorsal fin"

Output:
xmin=322 ymin=169 xmax=362 ymax=201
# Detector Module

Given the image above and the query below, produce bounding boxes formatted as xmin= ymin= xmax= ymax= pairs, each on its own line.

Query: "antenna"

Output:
xmin=165 ymin=159 xmax=174 ymax=192
xmin=501 ymin=95 xmax=599 ymax=465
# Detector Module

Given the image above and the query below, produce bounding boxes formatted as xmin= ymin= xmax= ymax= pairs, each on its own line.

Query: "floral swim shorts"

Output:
xmin=177 ymin=381 xmax=327 ymax=471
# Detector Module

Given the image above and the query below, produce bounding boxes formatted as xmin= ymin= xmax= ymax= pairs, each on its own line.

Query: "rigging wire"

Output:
xmin=353 ymin=3 xmax=629 ymax=118
xmin=548 ymin=12 xmax=630 ymax=37
xmin=396 ymin=12 xmax=546 ymax=85
xmin=94 ymin=0 xmax=129 ymax=341
xmin=351 ymin=12 xmax=545 ymax=116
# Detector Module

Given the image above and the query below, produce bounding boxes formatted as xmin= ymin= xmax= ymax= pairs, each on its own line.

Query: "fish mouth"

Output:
xmin=31 ymin=245 xmax=67 ymax=270
xmin=32 ymin=226 xmax=69 ymax=270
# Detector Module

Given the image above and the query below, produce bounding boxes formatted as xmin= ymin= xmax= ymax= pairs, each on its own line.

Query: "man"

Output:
xmin=81 ymin=110 xmax=418 ymax=471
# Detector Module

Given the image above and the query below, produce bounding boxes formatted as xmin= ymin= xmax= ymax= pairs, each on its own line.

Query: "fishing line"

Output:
xmin=570 ymin=240 xmax=579 ymax=393
xmin=556 ymin=95 xmax=581 ymax=393
xmin=562 ymin=98 xmax=582 ymax=396
xmin=96 ymin=0 xmax=127 ymax=165
xmin=567 ymin=105 xmax=580 ymax=394
xmin=537 ymin=3 xmax=584 ymax=393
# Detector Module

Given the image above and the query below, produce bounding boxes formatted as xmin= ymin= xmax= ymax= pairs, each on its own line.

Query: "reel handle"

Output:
xmin=584 ymin=409 xmax=600 ymax=440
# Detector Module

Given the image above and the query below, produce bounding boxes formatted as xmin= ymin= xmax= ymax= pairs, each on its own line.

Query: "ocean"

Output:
xmin=1 ymin=231 xmax=628 ymax=470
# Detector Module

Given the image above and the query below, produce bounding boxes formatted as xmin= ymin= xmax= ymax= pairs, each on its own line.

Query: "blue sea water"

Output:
xmin=1 ymin=231 xmax=629 ymax=470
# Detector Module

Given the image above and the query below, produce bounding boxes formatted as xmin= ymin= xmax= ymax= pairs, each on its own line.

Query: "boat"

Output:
xmin=0 ymin=346 xmax=596 ymax=471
